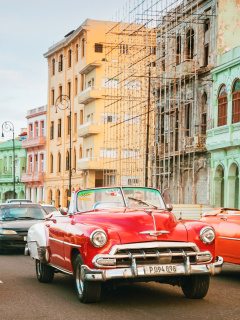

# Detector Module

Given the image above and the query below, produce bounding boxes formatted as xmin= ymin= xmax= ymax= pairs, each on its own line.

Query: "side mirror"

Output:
xmin=166 ymin=204 xmax=173 ymax=211
xmin=162 ymin=188 xmax=173 ymax=212
xmin=60 ymin=207 xmax=68 ymax=215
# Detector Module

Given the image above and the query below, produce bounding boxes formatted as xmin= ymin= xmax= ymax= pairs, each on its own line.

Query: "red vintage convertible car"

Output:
xmin=200 ymin=207 xmax=240 ymax=265
xmin=26 ymin=187 xmax=223 ymax=303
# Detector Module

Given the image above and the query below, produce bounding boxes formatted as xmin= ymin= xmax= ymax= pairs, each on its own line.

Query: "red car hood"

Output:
xmin=75 ymin=208 xmax=187 ymax=244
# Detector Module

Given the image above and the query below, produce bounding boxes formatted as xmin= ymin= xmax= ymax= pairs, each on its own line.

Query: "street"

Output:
xmin=0 ymin=251 xmax=239 ymax=320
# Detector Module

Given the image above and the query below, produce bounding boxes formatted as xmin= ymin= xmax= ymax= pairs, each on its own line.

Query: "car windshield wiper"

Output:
xmin=128 ymin=197 xmax=158 ymax=209
xmin=17 ymin=216 xmax=45 ymax=220
xmin=0 ymin=216 xmax=17 ymax=221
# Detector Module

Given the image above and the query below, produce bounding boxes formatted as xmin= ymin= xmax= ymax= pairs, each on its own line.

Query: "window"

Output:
xmin=67 ymin=82 xmax=71 ymax=99
xmin=75 ymin=77 xmax=78 ymax=96
xmin=40 ymin=154 xmax=44 ymax=172
xmin=95 ymin=43 xmax=103 ymax=53
xmin=75 ymin=44 xmax=79 ymax=62
xmin=185 ymin=104 xmax=191 ymax=136
xmin=35 ymin=154 xmax=38 ymax=172
xmin=88 ymin=80 xmax=91 ymax=87
xmin=29 ymin=123 xmax=33 ymax=138
xmin=80 ymin=110 xmax=83 ymax=125
xmin=79 ymin=145 xmax=82 ymax=158
xmin=58 ymin=54 xmax=63 ymax=72
xmin=176 ymin=35 xmax=181 ymax=65
xmin=232 ymin=79 xmax=240 ymax=124
xmin=101 ymin=113 xmax=119 ymax=123
xmin=74 ymin=113 xmax=77 ymax=133
xmin=52 ymin=58 xmax=55 ymax=76
xmin=102 ymin=78 xmax=119 ymax=89
xmin=29 ymin=156 xmax=33 ymax=172
xmin=186 ymin=29 xmax=194 ymax=59
xmin=204 ymin=44 xmax=209 ymax=67
xmin=35 ymin=122 xmax=39 ymax=137
xmin=100 ymin=148 xmax=118 ymax=158
xmin=58 ymin=153 xmax=61 ymax=173
xmin=66 ymin=151 xmax=69 ymax=171
xmin=218 ymin=85 xmax=228 ymax=126
xmin=81 ymin=38 xmax=85 ymax=57
xmin=201 ymin=93 xmax=207 ymax=134
xmin=51 ymin=89 xmax=55 ymax=106
xmin=120 ymin=44 xmax=128 ymax=54
xmin=67 ymin=116 xmax=70 ymax=135
xmin=50 ymin=121 xmax=54 ymax=140
xmin=81 ymin=74 xmax=84 ymax=91
xmin=50 ymin=154 xmax=53 ymax=173
xmin=59 ymin=85 xmax=63 ymax=102
xmin=87 ymin=114 xmax=91 ymax=122
xmin=41 ymin=121 xmax=44 ymax=136
xmin=58 ymin=119 xmax=62 ymax=138
xmin=73 ymin=149 xmax=76 ymax=169
xmin=68 ymin=49 xmax=72 ymax=68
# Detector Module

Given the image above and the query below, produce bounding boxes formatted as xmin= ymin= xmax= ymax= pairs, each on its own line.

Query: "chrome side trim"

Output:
xmin=49 ymin=237 xmax=81 ymax=248
xmin=49 ymin=264 xmax=73 ymax=276
xmin=109 ymin=242 xmax=199 ymax=255
xmin=219 ymin=236 xmax=240 ymax=241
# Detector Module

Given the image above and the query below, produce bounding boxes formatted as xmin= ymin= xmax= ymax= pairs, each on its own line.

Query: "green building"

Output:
xmin=207 ymin=46 xmax=240 ymax=208
xmin=206 ymin=1 xmax=240 ymax=208
xmin=0 ymin=140 xmax=26 ymax=202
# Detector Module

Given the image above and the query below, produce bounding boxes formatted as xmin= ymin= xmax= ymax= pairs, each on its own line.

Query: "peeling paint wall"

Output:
xmin=218 ymin=0 xmax=240 ymax=55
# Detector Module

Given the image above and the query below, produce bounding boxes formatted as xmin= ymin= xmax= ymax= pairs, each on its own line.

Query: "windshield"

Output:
xmin=76 ymin=187 xmax=165 ymax=212
xmin=42 ymin=206 xmax=57 ymax=214
xmin=0 ymin=204 xmax=46 ymax=220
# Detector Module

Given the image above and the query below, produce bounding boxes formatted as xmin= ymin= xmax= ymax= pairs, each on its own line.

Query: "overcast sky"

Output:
xmin=0 ymin=0 xmax=126 ymax=140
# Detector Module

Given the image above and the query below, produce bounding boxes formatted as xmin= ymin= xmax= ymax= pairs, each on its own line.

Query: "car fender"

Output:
xmin=27 ymin=222 xmax=48 ymax=261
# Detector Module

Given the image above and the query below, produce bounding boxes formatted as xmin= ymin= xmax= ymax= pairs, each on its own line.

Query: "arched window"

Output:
xmin=52 ymin=58 xmax=55 ymax=76
xmin=81 ymin=38 xmax=85 ymax=58
xmin=68 ymin=49 xmax=72 ymax=68
xmin=66 ymin=151 xmax=69 ymax=171
xmin=186 ymin=29 xmax=194 ymax=59
xmin=29 ymin=156 xmax=33 ymax=172
xmin=201 ymin=92 xmax=207 ymax=134
xmin=58 ymin=152 xmax=61 ymax=173
xmin=232 ymin=79 xmax=240 ymax=124
xmin=58 ymin=54 xmax=63 ymax=72
xmin=75 ymin=44 xmax=79 ymax=62
xmin=79 ymin=145 xmax=82 ymax=159
xmin=218 ymin=85 xmax=228 ymax=126
xmin=176 ymin=35 xmax=181 ymax=65
xmin=50 ymin=154 xmax=53 ymax=173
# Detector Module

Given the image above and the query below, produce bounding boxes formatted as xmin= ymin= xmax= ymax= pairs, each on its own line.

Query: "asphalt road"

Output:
xmin=0 ymin=251 xmax=240 ymax=320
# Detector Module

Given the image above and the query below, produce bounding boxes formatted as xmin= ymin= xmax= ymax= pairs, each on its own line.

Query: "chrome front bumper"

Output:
xmin=82 ymin=256 xmax=223 ymax=281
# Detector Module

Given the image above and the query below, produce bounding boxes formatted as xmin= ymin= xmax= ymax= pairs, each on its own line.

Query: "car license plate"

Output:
xmin=145 ymin=265 xmax=177 ymax=275
xmin=24 ymin=236 xmax=27 ymax=241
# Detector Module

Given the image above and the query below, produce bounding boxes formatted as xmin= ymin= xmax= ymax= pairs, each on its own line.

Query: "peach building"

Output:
xmin=44 ymin=19 xmax=112 ymax=207
xmin=21 ymin=106 xmax=47 ymax=202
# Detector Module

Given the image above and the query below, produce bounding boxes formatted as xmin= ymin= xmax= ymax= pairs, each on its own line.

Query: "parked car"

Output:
xmin=6 ymin=199 xmax=32 ymax=203
xmin=0 ymin=203 xmax=46 ymax=253
xmin=41 ymin=204 xmax=58 ymax=214
xmin=200 ymin=207 xmax=240 ymax=265
xmin=26 ymin=186 xmax=223 ymax=303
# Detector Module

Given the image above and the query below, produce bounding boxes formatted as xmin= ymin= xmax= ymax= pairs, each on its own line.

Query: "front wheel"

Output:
xmin=74 ymin=254 xmax=101 ymax=303
xmin=36 ymin=259 xmax=54 ymax=283
xmin=181 ymin=275 xmax=210 ymax=299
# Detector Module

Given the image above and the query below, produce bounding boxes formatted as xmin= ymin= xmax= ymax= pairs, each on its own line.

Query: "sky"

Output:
xmin=0 ymin=0 xmax=126 ymax=140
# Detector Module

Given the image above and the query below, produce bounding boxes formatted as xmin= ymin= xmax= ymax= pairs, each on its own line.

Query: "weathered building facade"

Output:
xmin=206 ymin=0 xmax=240 ymax=208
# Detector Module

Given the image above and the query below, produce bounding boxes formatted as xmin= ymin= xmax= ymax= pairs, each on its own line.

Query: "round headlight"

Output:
xmin=200 ymin=227 xmax=215 ymax=244
xmin=90 ymin=229 xmax=108 ymax=248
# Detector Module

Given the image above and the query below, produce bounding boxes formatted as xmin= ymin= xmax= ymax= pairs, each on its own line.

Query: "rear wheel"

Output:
xmin=181 ymin=275 xmax=210 ymax=299
xmin=36 ymin=259 xmax=54 ymax=283
xmin=74 ymin=254 xmax=101 ymax=303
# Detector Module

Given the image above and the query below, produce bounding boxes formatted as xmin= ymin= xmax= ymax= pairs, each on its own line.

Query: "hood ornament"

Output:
xmin=139 ymin=230 xmax=170 ymax=237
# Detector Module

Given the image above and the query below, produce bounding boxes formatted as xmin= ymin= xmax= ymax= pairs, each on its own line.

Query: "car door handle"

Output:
xmin=220 ymin=216 xmax=227 ymax=221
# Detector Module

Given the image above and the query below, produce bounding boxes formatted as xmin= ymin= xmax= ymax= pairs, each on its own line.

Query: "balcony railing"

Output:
xmin=78 ymin=86 xmax=102 ymax=104
xmin=21 ymin=136 xmax=46 ymax=149
xmin=21 ymin=172 xmax=45 ymax=183
xmin=77 ymin=157 xmax=101 ymax=170
xmin=78 ymin=121 xmax=102 ymax=138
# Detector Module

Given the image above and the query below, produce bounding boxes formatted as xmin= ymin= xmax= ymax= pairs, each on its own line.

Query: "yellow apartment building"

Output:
xmin=44 ymin=19 xmax=111 ymax=206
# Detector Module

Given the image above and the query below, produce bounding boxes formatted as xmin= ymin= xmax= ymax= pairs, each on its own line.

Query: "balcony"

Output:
xmin=79 ymin=62 xmax=102 ymax=75
xmin=0 ymin=174 xmax=13 ymax=183
xmin=21 ymin=136 xmax=46 ymax=149
xmin=77 ymin=157 xmax=101 ymax=170
xmin=78 ymin=86 xmax=102 ymax=105
xmin=206 ymin=123 xmax=240 ymax=151
xmin=21 ymin=172 xmax=45 ymax=183
xmin=78 ymin=121 xmax=102 ymax=138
